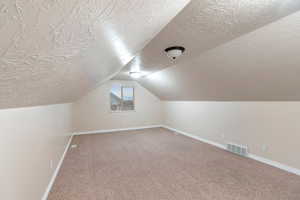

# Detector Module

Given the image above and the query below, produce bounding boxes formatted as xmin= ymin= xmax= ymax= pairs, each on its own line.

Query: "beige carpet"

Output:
xmin=48 ymin=128 xmax=300 ymax=200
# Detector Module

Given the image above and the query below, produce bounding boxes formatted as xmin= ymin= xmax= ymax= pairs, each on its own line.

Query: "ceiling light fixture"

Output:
xmin=165 ymin=46 xmax=185 ymax=60
xmin=129 ymin=71 xmax=142 ymax=79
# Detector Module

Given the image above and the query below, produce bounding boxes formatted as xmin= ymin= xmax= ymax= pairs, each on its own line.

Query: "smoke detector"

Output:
xmin=165 ymin=46 xmax=185 ymax=60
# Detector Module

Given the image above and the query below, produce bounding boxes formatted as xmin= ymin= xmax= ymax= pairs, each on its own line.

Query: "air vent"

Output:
xmin=226 ymin=143 xmax=248 ymax=157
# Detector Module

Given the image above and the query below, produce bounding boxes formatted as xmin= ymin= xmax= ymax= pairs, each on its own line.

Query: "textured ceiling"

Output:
xmin=139 ymin=11 xmax=300 ymax=101
xmin=0 ymin=0 xmax=189 ymax=109
xmin=116 ymin=0 xmax=300 ymax=79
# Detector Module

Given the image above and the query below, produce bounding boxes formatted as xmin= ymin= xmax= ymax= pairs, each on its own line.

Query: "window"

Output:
xmin=110 ymin=85 xmax=135 ymax=111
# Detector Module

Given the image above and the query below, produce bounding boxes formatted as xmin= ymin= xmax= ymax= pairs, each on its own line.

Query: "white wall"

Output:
xmin=72 ymin=80 xmax=163 ymax=132
xmin=0 ymin=103 xmax=72 ymax=200
xmin=163 ymin=101 xmax=300 ymax=169
xmin=72 ymin=81 xmax=300 ymax=171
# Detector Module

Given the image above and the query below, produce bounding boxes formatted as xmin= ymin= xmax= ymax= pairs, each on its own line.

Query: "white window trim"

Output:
xmin=110 ymin=85 xmax=135 ymax=112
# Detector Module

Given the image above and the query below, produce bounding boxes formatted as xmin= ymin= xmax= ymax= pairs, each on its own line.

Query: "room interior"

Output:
xmin=1 ymin=0 xmax=300 ymax=199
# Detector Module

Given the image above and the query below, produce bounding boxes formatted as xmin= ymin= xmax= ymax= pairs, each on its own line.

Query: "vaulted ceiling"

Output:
xmin=139 ymin=11 xmax=300 ymax=100
xmin=115 ymin=0 xmax=300 ymax=101
xmin=116 ymin=0 xmax=300 ymax=79
xmin=2 ymin=0 xmax=300 ymax=109
xmin=0 ymin=0 xmax=189 ymax=109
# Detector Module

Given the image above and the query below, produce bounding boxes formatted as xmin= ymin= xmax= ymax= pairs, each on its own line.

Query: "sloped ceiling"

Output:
xmin=0 ymin=0 xmax=189 ymax=109
xmin=116 ymin=0 xmax=300 ymax=79
xmin=139 ymin=10 xmax=300 ymax=100
xmin=114 ymin=0 xmax=300 ymax=100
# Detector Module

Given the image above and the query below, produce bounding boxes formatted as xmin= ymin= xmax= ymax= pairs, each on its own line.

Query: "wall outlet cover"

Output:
xmin=262 ymin=145 xmax=268 ymax=152
xmin=50 ymin=160 xmax=53 ymax=169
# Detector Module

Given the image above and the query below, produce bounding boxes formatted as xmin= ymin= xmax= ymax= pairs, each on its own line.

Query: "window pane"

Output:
xmin=110 ymin=85 xmax=134 ymax=111
xmin=122 ymin=87 xmax=134 ymax=100
xmin=110 ymin=85 xmax=122 ymax=111
xmin=111 ymin=85 xmax=122 ymax=98
xmin=122 ymin=87 xmax=134 ymax=111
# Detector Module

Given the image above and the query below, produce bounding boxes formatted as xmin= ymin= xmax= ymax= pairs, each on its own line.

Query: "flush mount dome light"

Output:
xmin=165 ymin=46 xmax=185 ymax=60
xmin=129 ymin=71 xmax=142 ymax=79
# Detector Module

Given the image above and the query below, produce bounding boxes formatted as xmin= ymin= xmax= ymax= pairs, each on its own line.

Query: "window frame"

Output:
xmin=110 ymin=85 xmax=135 ymax=113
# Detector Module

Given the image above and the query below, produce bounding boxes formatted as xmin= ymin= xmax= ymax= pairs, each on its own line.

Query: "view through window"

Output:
xmin=110 ymin=85 xmax=134 ymax=111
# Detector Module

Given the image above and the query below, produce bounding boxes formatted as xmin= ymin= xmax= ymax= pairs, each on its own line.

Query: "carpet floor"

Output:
xmin=48 ymin=128 xmax=300 ymax=200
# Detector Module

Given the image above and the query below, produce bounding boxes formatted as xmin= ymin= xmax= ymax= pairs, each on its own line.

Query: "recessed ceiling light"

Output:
xmin=129 ymin=71 xmax=142 ymax=79
xmin=165 ymin=46 xmax=185 ymax=60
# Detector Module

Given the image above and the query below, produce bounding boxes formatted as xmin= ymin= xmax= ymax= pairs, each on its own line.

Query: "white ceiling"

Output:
xmin=139 ymin=10 xmax=300 ymax=100
xmin=2 ymin=0 xmax=300 ymax=108
xmin=116 ymin=0 xmax=300 ymax=79
xmin=0 ymin=0 xmax=189 ymax=109
xmin=114 ymin=0 xmax=300 ymax=100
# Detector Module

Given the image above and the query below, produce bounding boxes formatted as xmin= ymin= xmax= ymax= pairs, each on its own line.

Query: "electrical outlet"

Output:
xmin=262 ymin=144 xmax=268 ymax=152
xmin=50 ymin=160 xmax=53 ymax=169
xmin=71 ymin=144 xmax=78 ymax=148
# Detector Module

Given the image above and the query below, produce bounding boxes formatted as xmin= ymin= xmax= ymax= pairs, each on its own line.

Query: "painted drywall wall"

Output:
xmin=0 ymin=103 xmax=72 ymax=200
xmin=72 ymin=80 xmax=163 ymax=132
xmin=163 ymin=101 xmax=300 ymax=169
xmin=139 ymin=10 xmax=300 ymax=101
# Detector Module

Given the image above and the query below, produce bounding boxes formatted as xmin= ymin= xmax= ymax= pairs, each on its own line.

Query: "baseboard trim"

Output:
xmin=74 ymin=125 xmax=163 ymax=135
xmin=248 ymin=154 xmax=300 ymax=176
xmin=41 ymin=134 xmax=74 ymax=200
xmin=162 ymin=125 xmax=300 ymax=176
xmin=162 ymin=125 xmax=226 ymax=150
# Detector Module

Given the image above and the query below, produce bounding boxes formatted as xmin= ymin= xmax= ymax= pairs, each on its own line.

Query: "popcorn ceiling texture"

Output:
xmin=0 ymin=0 xmax=189 ymax=109
xmin=117 ymin=0 xmax=300 ymax=79
xmin=138 ymin=10 xmax=300 ymax=101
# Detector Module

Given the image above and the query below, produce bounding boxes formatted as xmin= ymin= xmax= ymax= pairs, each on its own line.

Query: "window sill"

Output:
xmin=110 ymin=110 xmax=136 ymax=113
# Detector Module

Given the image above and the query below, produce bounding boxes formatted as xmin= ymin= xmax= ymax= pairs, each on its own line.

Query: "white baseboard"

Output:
xmin=40 ymin=124 xmax=300 ymax=200
xmin=248 ymin=154 xmax=300 ymax=176
xmin=74 ymin=125 xmax=163 ymax=135
xmin=41 ymin=134 xmax=74 ymax=200
xmin=162 ymin=125 xmax=226 ymax=150
xmin=162 ymin=125 xmax=300 ymax=176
